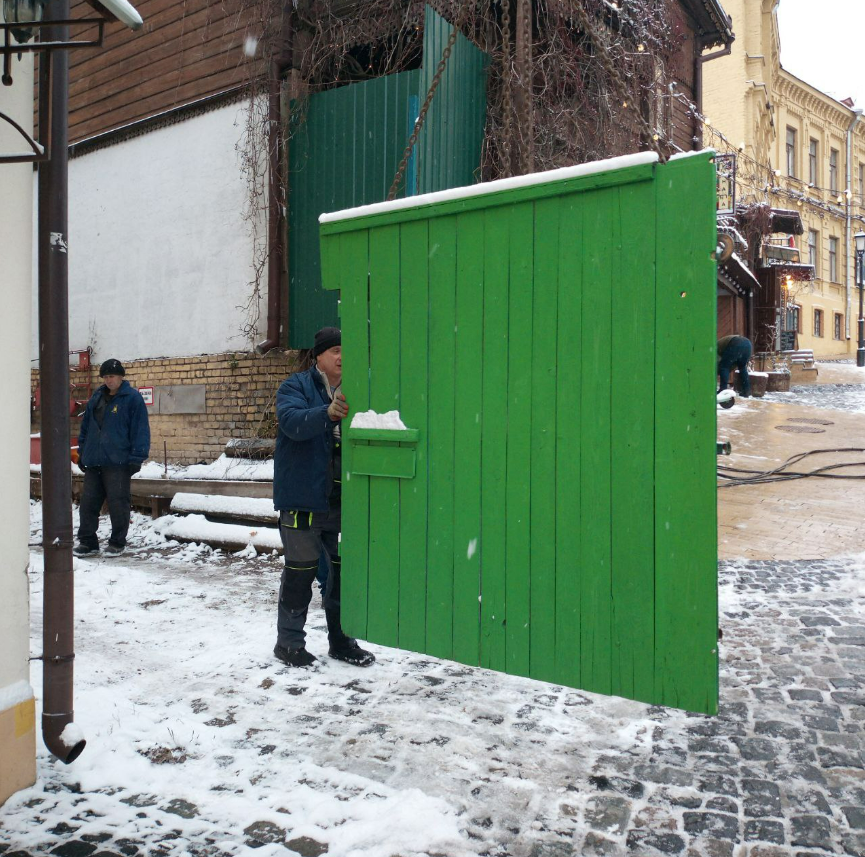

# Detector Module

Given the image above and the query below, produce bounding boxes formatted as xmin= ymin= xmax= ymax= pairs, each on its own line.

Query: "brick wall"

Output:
xmin=31 ymin=351 xmax=296 ymax=465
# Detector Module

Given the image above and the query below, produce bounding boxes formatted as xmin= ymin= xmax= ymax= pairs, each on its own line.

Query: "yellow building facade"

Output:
xmin=704 ymin=0 xmax=865 ymax=358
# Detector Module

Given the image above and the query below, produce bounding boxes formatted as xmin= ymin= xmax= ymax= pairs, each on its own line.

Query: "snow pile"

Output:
xmin=170 ymin=492 xmax=277 ymax=521
xmin=136 ymin=455 xmax=274 ymax=482
xmin=153 ymin=513 xmax=281 ymax=552
xmin=350 ymin=410 xmax=408 ymax=430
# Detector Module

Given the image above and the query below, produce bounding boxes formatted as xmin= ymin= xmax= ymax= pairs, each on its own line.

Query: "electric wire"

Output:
xmin=718 ymin=447 xmax=865 ymax=486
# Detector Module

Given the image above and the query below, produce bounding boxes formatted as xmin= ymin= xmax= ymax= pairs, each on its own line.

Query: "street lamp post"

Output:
xmin=856 ymin=231 xmax=865 ymax=367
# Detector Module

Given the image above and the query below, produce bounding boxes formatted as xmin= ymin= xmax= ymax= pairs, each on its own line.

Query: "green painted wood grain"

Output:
xmin=367 ymin=224 xmax=402 ymax=647
xmin=479 ymin=207 xmax=510 ymax=672
xmin=579 ymin=188 xmax=614 ymax=696
xmin=397 ymin=219 xmax=430 ymax=653
xmin=504 ymin=202 xmax=534 ymax=678
xmin=426 ymin=215 xmax=459 ymax=659
xmin=653 ymin=153 xmax=719 ymax=714
xmin=452 ymin=211 xmax=485 ymax=665
xmin=610 ymin=182 xmax=656 ymax=702
xmin=529 ymin=196 xmax=560 ymax=683
xmin=329 ymin=231 xmax=370 ymax=639
xmin=553 ymin=194 xmax=583 ymax=689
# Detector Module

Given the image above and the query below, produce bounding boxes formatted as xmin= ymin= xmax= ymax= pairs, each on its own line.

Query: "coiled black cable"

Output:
xmin=718 ymin=448 xmax=865 ymax=487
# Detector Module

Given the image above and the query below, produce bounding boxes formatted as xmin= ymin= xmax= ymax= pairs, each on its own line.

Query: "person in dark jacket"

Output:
xmin=272 ymin=327 xmax=374 ymax=668
xmin=717 ymin=334 xmax=752 ymax=398
xmin=73 ymin=359 xmax=150 ymax=557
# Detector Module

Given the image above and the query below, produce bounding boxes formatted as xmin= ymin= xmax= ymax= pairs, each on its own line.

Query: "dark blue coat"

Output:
xmin=273 ymin=367 xmax=337 ymax=512
xmin=78 ymin=380 xmax=151 ymax=468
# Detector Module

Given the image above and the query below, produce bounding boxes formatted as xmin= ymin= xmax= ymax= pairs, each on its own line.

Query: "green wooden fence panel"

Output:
xmin=324 ymin=152 xmax=718 ymax=713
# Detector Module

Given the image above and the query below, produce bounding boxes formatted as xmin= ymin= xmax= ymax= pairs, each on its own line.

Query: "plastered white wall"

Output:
xmin=33 ymin=101 xmax=268 ymax=362
xmin=0 ymin=50 xmax=35 ymax=699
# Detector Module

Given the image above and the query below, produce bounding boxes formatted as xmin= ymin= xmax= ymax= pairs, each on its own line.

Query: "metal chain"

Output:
xmin=568 ymin=0 xmax=667 ymax=163
xmin=500 ymin=0 xmax=514 ymax=177
xmin=517 ymin=0 xmax=532 ymax=174
xmin=386 ymin=1 xmax=476 ymax=202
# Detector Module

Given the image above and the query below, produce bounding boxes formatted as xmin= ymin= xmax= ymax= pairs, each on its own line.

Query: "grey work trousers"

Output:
xmin=276 ymin=505 xmax=344 ymax=650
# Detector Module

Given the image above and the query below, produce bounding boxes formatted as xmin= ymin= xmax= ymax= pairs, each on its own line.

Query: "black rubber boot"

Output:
xmin=273 ymin=644 xmax=317 ymax=667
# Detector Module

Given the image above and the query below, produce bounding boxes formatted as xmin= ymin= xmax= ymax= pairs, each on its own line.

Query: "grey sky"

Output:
xmin=776 ymin=0 xmax=865 ymax=108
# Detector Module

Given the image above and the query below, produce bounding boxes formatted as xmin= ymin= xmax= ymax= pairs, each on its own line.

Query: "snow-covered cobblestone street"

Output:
xmin=1 ymin=507 xmax=863 ymax=857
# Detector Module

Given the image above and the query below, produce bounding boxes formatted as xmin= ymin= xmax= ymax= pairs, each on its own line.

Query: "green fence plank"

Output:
xmin=610 ymin=182 xmax=656 ymax=702
xmin=332 ymin=231 xmax=371 ymax=640
xmin=398 ymin=219 xmax=430 ymax=653
xmin=426 ymin=215 xmax=458 ymax=659
xmin=579 ymin=188 xmax=614 ymax=696
xmin=654 ymin=154 xmax=719 ymax=714
xmin=553 ymin=194 xmax=583 ymax=689
xmin=529 ymin=196 xmax=560 ymax=683
xmin=452 ymin=211 xmax=485 ymax=666
xmin=479 ymin=207 xmax=509 ymax=672
xmin=504 ymin=202 xmax=534 ymax=678
xmin=367 ymin=224 xmax=402 ymax=647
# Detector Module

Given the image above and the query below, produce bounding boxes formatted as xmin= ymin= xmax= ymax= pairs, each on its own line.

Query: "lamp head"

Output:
xmin=855 ymin=231 xmax=865 ymax=254
xmin=3 ymin=0 xmax=45 ymax=43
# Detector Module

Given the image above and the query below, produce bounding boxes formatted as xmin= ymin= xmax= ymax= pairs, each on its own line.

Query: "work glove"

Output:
xmin=327 ymin=391 xmax=349 ymax=422
xmin=128 ymin=462 xmax=142 ymax=476
xmin=78 ymin=462 xmax=87 ymax=473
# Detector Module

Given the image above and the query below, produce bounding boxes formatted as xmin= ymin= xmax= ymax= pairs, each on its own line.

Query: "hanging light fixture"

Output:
xmin=3 ymin=0 xmax=46 ymax=44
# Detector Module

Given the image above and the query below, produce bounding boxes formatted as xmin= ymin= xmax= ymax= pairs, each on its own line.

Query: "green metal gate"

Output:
xmin=321 ymin=151 xmax=719 ymax=714
xmin=287 ymin=5 xmax=488 ymax=347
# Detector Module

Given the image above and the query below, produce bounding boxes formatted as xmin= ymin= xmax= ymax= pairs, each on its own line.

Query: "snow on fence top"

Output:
xmin=350 ymin=410 xmax=408 ymax=430
xmin=320 ymin=151 xmax=660 ymax=225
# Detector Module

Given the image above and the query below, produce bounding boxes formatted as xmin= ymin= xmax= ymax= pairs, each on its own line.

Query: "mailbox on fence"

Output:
xmin=321 ymin=150 xmax=719 ymax=714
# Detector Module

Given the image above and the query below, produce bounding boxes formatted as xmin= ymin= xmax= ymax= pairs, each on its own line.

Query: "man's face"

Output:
xmin=317 ymin=346 xmax=342 ymax=385
xmin=103 ymin=374 xmax=123 ymax=393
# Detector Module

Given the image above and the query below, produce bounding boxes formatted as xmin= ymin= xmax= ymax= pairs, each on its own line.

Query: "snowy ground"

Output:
xmin=2 ymin=503 xmax=864 ymax=857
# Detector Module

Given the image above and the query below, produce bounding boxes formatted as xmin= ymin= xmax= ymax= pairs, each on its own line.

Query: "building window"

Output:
xmin=834 ymin=313 xmax=843 ymax=340
xmin=814 ymin=309 xmax=824 ymax=337
xmin=786 ymin=127 xmax=797 ymax=177
xmin=830 ymin=148 xmax=839 ymax=192
xmin=808 ymin=229 xmax=819 ymax=274
xmin=809 ymin=138 xmax=818 ymax=185
xmin=829 ymin=236 xmax=839 ymax=281
xmin=787 ymin=304 xmax=801 ymax=333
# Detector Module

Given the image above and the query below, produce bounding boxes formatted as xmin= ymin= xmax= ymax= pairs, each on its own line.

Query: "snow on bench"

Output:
xmin=154 ymin=513 xmax=281 ymax=554
xmin=170 ymin=492 xmax=278 ymax=524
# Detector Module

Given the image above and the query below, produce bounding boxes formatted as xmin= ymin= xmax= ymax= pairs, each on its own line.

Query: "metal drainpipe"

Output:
xmin=257 ymin=9 xmax=294 ymax=356
xmin=845 ymin=108 xmax=863 ymax=342
xmin=38 ymin=0 xmax=86 ymax=765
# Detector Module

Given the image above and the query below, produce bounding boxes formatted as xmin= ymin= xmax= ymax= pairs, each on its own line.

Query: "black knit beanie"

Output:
xmin=313 ymin=327 xmax=341 ymax=357
xmin=99 ymin=358 xmax=125 ymax=376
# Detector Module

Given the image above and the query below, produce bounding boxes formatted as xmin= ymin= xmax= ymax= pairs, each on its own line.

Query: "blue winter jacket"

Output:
xmin=78 ymin=380 xmax=151 ymax=468
xmin=273 ymin=367 xmax=338 ymax=512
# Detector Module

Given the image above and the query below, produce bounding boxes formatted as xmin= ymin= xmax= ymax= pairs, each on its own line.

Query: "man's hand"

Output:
xmin=128 ymin=462 xmax=142 ymax=476
xmin=327 ymin=391 xmax=349 ymax=421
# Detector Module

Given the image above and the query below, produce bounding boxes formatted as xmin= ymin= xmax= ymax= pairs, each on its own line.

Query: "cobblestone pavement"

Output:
xmin=1 ymin=555 xmax=863 ymax=857
xmin=763 ymin=385 xmax=865 ymax=414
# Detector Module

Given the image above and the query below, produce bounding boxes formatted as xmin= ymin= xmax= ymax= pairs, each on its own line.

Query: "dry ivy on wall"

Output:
xmin=235 ymin=0 xmax=683 ymax=343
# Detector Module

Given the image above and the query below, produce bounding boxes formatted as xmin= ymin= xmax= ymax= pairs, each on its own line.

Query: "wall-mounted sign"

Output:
xmin=139 ymin=386 xmax=154 ymax=406
xmin=716 ymin=153 xmax=736 ymax=215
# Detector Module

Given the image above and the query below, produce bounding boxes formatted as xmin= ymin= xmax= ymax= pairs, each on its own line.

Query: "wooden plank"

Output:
xmin=452 ymin=211 xmax=484 ymax=666
xmin=610 ymin=181 xmax=656 ymax=704
xmin=553 ymin=194 xmax=582 ymax=689
xmin=366 ymin=224 xmax=402 ymax=647
xmin=579 ymin=187 xmax=614 ymax=696
xmin=479 ymin=207 xmax=509 ymax=672
xmin=504 ymin=202 xmax=533 ymax=678
xmin=319 ymin=161 xmax=656 ymax=236
xmin=349 ymin=443 xmax=416 ymax=479
xmin=528 ymin=195 xmax=560 ymax=683
xmin=426 ymin=215 xmax=458 ymax=659
xmin=330 ymin=230 xmax=371 ymax=640
xmin=69 ymin=51 xmax=247 ymax=142
xmin=654 ymin=153 xmax=719 ymax=715
xmin=397 ymin=219 xmax=430 ymax=653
